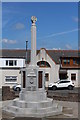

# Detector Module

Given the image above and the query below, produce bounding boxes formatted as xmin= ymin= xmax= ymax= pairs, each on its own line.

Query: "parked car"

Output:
xmin=48 ymin=80 xmax=74 ymax=90
xmin=12 ymin=84 xmax=21 ymax=91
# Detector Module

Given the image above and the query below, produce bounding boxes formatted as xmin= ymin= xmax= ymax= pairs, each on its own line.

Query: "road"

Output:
xmin=48 ymin=87 xmax=79 ymax=96
xmin=48 ymin=87 xmax=79 ymax=93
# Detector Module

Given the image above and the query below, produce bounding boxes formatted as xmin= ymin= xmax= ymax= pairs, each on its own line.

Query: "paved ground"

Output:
xmin=1 ymin=88 xmax=80 ymax=119
xmin=1 ymin=100 xmax=79 ymax=120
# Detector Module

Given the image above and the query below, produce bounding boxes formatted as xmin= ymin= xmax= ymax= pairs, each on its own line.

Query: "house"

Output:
xmin=0 ymin=49 xmax=80 ymax=88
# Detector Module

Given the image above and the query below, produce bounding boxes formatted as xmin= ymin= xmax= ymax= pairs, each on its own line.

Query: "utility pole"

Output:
xmin=26 ymin=40 xmax=28 ymax=66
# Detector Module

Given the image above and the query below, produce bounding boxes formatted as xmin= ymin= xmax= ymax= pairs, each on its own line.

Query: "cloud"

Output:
xmin=65 ymin=44 xmax=72 ymax=49
xmin=38 ymin=28 xmax=80 ymax=39
xmin=45 ymin=28 xmax=79 ymax=38
xmin=2 ymin=38 xmax=17 ymax=44
xmin=14 ymin=23 xmax=25 ymax=30
xmin=52 ymin=48 xmax=61 ymax=50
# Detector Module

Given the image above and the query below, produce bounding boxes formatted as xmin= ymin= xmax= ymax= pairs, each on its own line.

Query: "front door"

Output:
xmin=38 ymin=71 xmax=43 ymax=88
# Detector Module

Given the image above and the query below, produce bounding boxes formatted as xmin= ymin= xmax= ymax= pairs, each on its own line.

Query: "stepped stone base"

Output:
xmin=3 ymin=89 xmax=62 ymax=117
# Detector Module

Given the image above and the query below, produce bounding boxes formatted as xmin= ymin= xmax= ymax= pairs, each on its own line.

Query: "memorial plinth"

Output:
xmin=3 ymin=16 xmax=62 ymax=117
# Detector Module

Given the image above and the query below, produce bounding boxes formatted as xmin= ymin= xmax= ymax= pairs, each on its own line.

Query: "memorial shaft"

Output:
xmin=31 ymin=16 xmax=37 ymax=66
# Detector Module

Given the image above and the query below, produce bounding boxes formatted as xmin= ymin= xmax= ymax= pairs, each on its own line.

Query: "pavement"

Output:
xmin=1 ymin=100 xmax=80 ymax=120
xmin=0 ymin=88 xmax=80 ymax=119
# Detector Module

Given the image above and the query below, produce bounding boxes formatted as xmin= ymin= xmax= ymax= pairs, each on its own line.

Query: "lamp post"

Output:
xmin=26 ymin=40 xmax=28 ymax=66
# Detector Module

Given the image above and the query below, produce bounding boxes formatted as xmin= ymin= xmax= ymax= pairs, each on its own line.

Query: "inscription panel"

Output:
xmin=26 ymin=68 xmax=37 ymax=91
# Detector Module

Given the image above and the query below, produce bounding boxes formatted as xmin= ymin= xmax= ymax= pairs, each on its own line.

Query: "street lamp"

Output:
xmin=26 ymin=40 xmax=28 ymax=66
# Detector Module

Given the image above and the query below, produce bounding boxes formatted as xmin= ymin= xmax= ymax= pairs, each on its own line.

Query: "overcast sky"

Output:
xmin=2 ymin=2 xmax=78 ymax=50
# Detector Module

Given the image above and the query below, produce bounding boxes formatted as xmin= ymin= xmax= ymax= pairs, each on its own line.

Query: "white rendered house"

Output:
xmin=0 ymin=49 xmax=80 ymax=88
xmin=0 ymin=50 xmax=26 ymax=88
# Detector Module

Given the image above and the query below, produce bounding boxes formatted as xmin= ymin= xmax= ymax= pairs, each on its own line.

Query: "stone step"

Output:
xmin=8 ymin=104 xmax=61 ymax=115
xmin=12 ymin=99 xmax=58 ymax=109
xmin=6 ymin=105 xmax=62 ymax=117
xmin=17 ymin=110 xmax=62 ymax=118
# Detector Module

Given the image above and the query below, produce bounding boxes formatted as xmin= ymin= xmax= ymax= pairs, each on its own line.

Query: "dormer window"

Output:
xmin=63 ymin=59 xmax=67 ymax=64
xmin=73 ymin=59 xmax=76 ymax=64
xmin=67 ymin=59 xmax=70 ymax=64
xmin=63 ymin=59 xmax=70 ymax=65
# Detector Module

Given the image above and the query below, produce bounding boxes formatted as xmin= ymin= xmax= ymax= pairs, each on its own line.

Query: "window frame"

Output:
xmin=71 ymin=73 xmax=76 ymax=81
xmin=5 ymin=76 xmax=17 ymax=83
xmin=6 ymin=60 xmax=8 ymax=66
xmin=67 ymin=59 xmax=70 ymax=64
xmin=9 ymin=60 xmax=13 ymax=66
xmin=73 ymin=59 xmax=76 ymax=64
xmin=37 ymin=61 xmax=51 ymax=67
xmin=45 ymin=73 xmax=49 ymax=81
xmin=63 ymin=59 xmax=67 ymax=64
xmin=63 ymin=59 xmax=70 ymax=65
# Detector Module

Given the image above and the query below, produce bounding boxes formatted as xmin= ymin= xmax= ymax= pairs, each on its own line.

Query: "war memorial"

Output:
xmin=3 ymin=16 xmax=62 ymax=118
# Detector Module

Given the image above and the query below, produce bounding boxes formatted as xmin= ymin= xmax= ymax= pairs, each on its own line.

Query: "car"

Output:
xmin=48 ymin=80 xmax=74 ymax=90
xmin=12 ymin=84 xmax=21 ymax=91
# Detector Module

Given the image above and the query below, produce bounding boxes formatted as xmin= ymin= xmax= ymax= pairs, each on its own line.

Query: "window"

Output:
xmin=9 ymin=60 xmax=13 ymax=66
xmin=5 ymin=60 xmax=17 ymax=66
xmin=63 ymin=59 xmax=70 ymax=65
xmin=67 ymin=59 xmax=70 ymax=64
xmin=59 ymin=81 xmax=64 ymax=84
xmin=76 ymin=59 xmax=80 ymax=65
xmin=59 ymin=81 xmax=70 ymax=84
xmin=71 ymin=74 xmax=76 ymax=80
xmin=73 ymin=59 xmax=76 ymax=64
xmin=63 ymin=59 xmax=67 ymax=64
xmin=37 ymin=61 xmax=51 ymax=67
xmin=6 ymin=60 xmax=8 ymax=66
xmin=40 ymin=61 xmax=44 ymax=67
xmin=76 ymin=60 xmax=79 ymax=65
xmin=5 ymin=76 xmax=17 ymax=82
xmin=45 ymin=73 xmax=49 ymax=81
xmin=14 ymin=60 xmax=17 ymax=65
